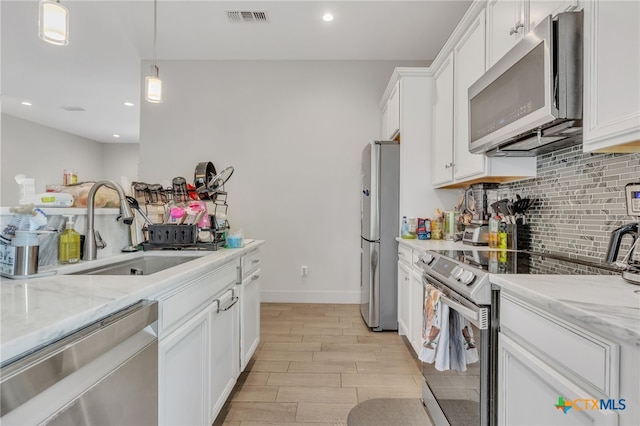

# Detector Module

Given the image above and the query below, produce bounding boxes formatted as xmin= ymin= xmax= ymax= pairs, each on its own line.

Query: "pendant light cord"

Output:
xmin=152 ymin=0 xmax=158 ymax=77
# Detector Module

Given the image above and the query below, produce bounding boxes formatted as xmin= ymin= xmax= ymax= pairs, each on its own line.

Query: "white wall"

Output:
xmin=139 ymin=60 xmax=427 ymax=303
xmin=0 ymin=113 xmax=139 ymax=205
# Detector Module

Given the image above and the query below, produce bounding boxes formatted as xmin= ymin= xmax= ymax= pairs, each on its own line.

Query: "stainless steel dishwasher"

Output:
xmin=0 ymin=300 xmax=158 ymax=425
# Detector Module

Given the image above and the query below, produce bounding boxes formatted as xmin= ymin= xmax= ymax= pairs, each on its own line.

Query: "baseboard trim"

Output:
xmin=260 ymin=290 xmax=361 ymax=304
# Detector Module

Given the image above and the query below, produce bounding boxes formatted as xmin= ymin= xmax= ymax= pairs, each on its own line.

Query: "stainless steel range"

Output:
xmin=416 ymin=249 xmax=620 ymax=426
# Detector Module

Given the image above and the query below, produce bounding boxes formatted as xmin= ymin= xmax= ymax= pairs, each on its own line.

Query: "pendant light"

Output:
xmin=145 ymin=0 xmax=162 ymax=103
xmin=38 ymin=0 xmax=69 ymax=46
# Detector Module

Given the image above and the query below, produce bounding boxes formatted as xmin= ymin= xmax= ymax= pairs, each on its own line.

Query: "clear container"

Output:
xmin=444 ymin=211 xmax=459 ymax=241
xmin=431 ymin=217 xmax=444 ymax=240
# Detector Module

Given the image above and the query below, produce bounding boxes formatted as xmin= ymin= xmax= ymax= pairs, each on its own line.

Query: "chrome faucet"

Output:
xmin=84 ymin=180 xmax=135 ymax=261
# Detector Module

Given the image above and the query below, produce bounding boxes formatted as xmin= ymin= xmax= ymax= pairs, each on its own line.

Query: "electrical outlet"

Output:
xmin=301 ymin=266 xmax=308 ymax=277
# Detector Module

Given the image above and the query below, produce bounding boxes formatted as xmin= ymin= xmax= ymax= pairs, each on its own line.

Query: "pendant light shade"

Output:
xmin=145 ymin=67 xmax=163 ymax=104
xmin=38 ymin=0 xmax=69 ymax=46
xmin=145 ymin=0 xmax=162 ymax=103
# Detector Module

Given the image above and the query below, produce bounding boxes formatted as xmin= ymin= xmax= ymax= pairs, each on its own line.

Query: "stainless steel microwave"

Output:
xmin=468 ymin=11 xmax=583 ymax=157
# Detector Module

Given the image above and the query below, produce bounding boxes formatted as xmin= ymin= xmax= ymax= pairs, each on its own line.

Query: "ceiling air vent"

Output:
xmin=226 ymin=10 xmax=269 ymax=23
xmin=60 ymin=106 xmax=86 ymax=112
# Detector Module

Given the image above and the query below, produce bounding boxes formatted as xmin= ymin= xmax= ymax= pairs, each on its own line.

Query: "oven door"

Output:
xmin=421 ymin=274 xmax=492 ymax=426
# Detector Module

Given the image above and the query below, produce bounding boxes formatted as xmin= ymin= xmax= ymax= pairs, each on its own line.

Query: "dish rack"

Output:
xmin=132 ymin=182 xmax=229 ymax=251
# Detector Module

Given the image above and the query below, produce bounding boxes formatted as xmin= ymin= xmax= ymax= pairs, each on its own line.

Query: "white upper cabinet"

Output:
xmin=386 ymin=81 xmax=401 ymax=140
xmin=487 ymin=0 xmax=524 ymax=67
xmin=431 ymin=53 xmax=455 ymax=187
xmin=582 ymin=0 xmax=640 ymax=152
xmin=430 ymin=3 xmax=536 ymax=189
xmin=453 ymin=10 xmax=488 ymax=182
xmin=487 ymin=0 xmax=577 ymax=68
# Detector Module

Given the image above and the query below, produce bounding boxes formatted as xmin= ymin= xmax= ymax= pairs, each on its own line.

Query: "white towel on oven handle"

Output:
xmin=449 ymin=310 xmax=479 ymax=371
xmin=419 ymin=285 xmax=450 ymax=371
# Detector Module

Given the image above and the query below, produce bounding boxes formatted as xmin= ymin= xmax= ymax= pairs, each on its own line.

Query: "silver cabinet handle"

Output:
xmin=251 ymin=259 xmax=260 ymax=264
xmin=251 ymin=275 xmax=259 ymax=280
xmin=444 ymin=162 xmax=454 ymax=169
xmin=509 ymin=22 xmax=524 ymax=35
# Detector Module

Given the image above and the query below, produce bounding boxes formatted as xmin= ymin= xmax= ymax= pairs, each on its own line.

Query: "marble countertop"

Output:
xmin=0 ymin=240 xmax=264 ymax=365
xmin=395 ymin=237 xmax=640 ymax=346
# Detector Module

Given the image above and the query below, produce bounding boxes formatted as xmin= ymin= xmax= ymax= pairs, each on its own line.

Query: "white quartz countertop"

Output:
xmin=0 ymin=240 xmax=265 ymax=365
xmin=396 ymin=237 xmax=640 ymax=346
xmin=493 ymin=274 xmax=640 ymax=347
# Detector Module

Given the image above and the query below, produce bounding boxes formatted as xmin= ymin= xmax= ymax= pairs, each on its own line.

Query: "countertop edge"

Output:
xmin=1 ymin=240 xmax=265 ymax=365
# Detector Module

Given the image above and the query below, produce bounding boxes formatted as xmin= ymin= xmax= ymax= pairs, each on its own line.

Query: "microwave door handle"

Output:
xmin=553 ymin=73 xmax=559 ymax=109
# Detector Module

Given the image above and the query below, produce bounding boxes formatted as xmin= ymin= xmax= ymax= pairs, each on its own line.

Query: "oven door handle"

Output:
xmin=439 ymin=295 xmax=488 ymax=329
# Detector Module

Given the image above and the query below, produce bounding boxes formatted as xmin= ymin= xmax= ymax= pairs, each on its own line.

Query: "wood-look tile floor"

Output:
xmin=214 ymin=303 xmax=424 ymax=426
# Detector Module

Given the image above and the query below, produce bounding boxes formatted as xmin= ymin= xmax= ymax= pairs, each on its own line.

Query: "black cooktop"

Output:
xmin=433 ymin=249 xmax=621 ymax=276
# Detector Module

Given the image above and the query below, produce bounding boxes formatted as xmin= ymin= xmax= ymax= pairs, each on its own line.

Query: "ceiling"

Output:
xmin=1 ymin=0 xmax=471 ymax=144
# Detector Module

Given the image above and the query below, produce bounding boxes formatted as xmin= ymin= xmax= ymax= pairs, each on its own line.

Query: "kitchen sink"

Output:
xmin=70 ymin=255 xmax=202 ymax=276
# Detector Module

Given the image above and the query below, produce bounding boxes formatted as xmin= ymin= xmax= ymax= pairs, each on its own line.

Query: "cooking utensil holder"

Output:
xmin=146 ymin=224 xmax=198 ymax=247
xmin=506 ymin=223 xmax=530 ymax=250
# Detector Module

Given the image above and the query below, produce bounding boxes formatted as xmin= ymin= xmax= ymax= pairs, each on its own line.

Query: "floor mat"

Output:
xmin=347 ymin=398 xmax=432 ymax=426
xmin=437 ymin=399 xmax=479 ymax=426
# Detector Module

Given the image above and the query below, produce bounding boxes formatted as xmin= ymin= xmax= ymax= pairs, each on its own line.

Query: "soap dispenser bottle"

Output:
xmin=59 ymin=215 xmax=80 ymax=264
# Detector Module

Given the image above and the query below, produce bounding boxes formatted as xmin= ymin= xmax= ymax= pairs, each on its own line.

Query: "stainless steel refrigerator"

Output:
xmin=360 ymin=141 xmax=399 ymax=331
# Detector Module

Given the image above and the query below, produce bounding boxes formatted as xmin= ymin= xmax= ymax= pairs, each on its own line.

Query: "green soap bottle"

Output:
xmin=59 ymin=215 xmax=80 ymax=264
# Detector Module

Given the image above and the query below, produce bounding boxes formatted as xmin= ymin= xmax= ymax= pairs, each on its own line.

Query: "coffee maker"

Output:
xmin=462 ymin=183 xmax=499 ymax=246
xmin=605 ymin=182 xmax=640 ymax=284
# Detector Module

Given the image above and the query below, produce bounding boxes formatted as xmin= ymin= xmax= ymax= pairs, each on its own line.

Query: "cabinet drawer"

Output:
xmin=159 ymin=261 xmax=239 ymax=336
xmin=411 ymin=250 xmax=424 ymax=270
xmin=500 ymin=293 xmax=619 ymax=397
xmin=398 ymin=245 xmax=412 ymax=265
xmin=242 ymin=249 xmax=261 ymax=278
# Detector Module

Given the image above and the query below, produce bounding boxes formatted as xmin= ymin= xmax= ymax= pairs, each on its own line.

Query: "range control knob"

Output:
xmin=459 ymin=270 xmax=476 ymax=285
xmin=451 ymin=266 xmax=464 ymax=280
xmin=420 ymin=253 xmax=435 ymax=265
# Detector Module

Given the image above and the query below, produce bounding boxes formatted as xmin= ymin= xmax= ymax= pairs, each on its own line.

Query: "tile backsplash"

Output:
xmin=498 ymin=145 xmax=640 ymax=263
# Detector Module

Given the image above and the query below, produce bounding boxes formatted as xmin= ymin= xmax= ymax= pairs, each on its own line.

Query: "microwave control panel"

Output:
xmin=626 ymin=182 xmax=640 ymax=217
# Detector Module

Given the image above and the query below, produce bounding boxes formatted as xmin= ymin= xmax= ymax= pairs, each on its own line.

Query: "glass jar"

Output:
xmin=431 ymin=217 xmax=444 ymax=240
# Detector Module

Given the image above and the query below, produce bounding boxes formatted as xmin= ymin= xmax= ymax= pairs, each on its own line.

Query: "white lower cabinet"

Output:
xmin=409 ymin=268 xmax=424 ymax=355
xmin=240 ymin=268 xmax=261 ymax=371
xmin=498 ymin=292 xmax=623 ymax=426
xmin=156 ymin=259 xmax=242 ymax=425
xmin=397 ymin=259 xmax=411 ymax=337
xmin=159 ymin=309 xmax=210 ymax=425
xmin=209 ymin=288 xmax=240 ymax=423
xmin=397 ymin=245 xmax=425 ymax=356
xmin=240 ymin=249 xmax=261 ymax=371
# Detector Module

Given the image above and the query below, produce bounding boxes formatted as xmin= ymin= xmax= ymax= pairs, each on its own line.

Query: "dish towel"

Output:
xmin=449 ymin=310 xmax=479 ymax=372
xmin=419 ymin=285 xmax=479 ymax=372
xmin=419 ymin=285 xmax=450 ymax=371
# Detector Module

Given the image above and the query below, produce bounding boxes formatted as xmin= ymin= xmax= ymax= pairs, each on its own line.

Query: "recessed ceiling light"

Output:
xmin=322 ymin=13 xmax=334 ymax=22
xmin=123 ymin=102 xmax=134 ymax=107
xmin=113 ymin=134 xmax=121 ymax=138
xmin=21 ymin=101 xmax=33 ymax=107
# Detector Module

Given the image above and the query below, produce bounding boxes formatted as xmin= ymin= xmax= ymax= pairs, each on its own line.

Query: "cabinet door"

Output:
xmin=381 ymin=101 xmax=389 ymax=141
xmin=159 ymin=309 xmax=209 ymax=426
xmin=241 ymin=269 xmax=261 ymax=371
xmin=498 ymin=333 xmax=618 ymax=426
xmin=453 ymin=10 xmax=487 ymax=181
xmin=387 ymin=80 xmax=401 ymax=140
xmin=397 ymin=260 xmax=411 ymax=337
xmin=583 ymin=0 xmax=640 ymax=152
xmin=210 ymin=288 xmax=240 ymax=423
xmin=431 ymin=53 xmax=455 ymax=187
xmin=409 ymin=269 xmax=424 ymax=356
xmin=487 ymin=0 xmax=524 ymax=67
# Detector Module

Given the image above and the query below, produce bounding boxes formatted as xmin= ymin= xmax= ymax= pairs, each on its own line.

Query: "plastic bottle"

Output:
xmin=401 ymin=216 xmax=410 ymax=238
xmin=498 ymin=221 xmax=508 ymax=249
xmin=59 ymin=215 xmax=80 ymax=264
xmin=488 ymin=213 xmax=500 ymax=248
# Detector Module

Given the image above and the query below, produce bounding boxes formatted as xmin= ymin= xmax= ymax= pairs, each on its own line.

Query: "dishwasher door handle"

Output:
xmin=0 ymin=300 xmax=158 ymax=417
